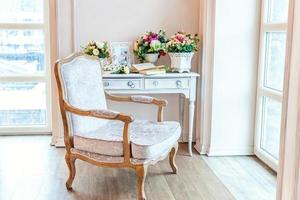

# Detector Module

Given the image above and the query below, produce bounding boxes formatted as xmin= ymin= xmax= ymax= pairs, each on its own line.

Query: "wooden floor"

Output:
xmin=0 ymin=136 xmax=276 ymax=200
xmin=203 ymin=156 xmax=276 ymax=200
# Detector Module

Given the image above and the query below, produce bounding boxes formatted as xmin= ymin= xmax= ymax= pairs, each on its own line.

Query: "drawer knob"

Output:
xmin=176 ymin=80 xmax=182 ymax=88
xmin=127 ymin=81 xmax=135 ymax=88
xmin=153 ymin=81 xmax=159 ymax=86
xmin=104 ymin=81 xmax=110 ymax=87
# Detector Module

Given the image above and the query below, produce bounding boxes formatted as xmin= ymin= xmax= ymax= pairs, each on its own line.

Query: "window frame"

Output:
xmin=0 ymin=1 xmax=52 ymax=134
xmin=254 ymin=0 xmax=288 ymax=171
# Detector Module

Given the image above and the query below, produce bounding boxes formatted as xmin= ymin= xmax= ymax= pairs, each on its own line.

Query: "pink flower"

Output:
xmin=151 ymin=33 xmax=158 ymax=40
xmin=175 ymin=34 xmax=185 ymax=43
xmin=145 ymin=35 xmax=152 ymax=43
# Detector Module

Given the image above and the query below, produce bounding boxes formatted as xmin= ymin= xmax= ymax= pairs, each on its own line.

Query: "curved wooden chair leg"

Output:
xmin=136 ymin=165 xmax=148 ymax=200
xmin=169 ymin=143 xmax=178 ymax=174
xmin=65 ymin=153 xmax=76 ymax=190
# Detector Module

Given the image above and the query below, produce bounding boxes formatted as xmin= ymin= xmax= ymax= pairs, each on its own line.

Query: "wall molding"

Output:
xmin=50 ymin=0 xmax=60 ymax=145
xmin=194 ymin=0 xmax=216 ymax=155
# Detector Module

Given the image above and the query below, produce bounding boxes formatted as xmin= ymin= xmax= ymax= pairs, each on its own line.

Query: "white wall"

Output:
xmin=73 ymin=0 xmax=199 ymax=51
xmin=209 ymin=0 xmax=260 ymax=155
xmin=53 ymin=0 xmax=200 ymax=144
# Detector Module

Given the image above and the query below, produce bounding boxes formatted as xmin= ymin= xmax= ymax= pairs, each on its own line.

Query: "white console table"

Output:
xmin=102 ymin=72 xmax=200 ymax=156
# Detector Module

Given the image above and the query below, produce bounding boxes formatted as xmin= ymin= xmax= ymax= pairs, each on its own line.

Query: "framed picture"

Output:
xmin=110 ymin=42 xmax=134 ymax=66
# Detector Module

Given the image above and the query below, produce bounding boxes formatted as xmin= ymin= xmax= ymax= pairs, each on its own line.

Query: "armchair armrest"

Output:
xmin=105 ymin=92 xmax=167 ymax=106
xmin=63 ymin=101 xmax=133 ymax=123
xmin=131 ymin=95 xmax=168 ymax=106
xmin=63 ymin=101 xmax=133 ymax=162
xmin=105 ymin=92 xmax=167 ymax=122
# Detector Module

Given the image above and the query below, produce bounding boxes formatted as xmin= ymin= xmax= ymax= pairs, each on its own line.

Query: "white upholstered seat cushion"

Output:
xmin=73 ymin=120 xmax=181 ymax=159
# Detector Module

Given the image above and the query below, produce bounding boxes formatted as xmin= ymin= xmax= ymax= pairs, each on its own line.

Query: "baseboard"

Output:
xmin=52 ymin=137 xmax=65 ymax=147
xmin=207 ymin=145 xmax=254 ymax=156
xmin=194 ymin=143 xmax=210 ymax=154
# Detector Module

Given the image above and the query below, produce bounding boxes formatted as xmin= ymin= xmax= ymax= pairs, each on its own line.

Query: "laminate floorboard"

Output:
xmin=0 ymin=136 xmax=275 ymax=200
xmin=203 ymin=156 xmax=276 ymax=200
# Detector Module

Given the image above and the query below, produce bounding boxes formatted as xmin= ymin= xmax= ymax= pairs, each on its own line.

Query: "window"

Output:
xmin=0 ymin=0 xmax=51 ymax=133
xmin=254 ymin=0 xmax=289 ymax=171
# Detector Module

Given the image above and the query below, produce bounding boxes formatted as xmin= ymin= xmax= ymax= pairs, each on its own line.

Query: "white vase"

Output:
xmin=169 ymin=52 xmax=194 ymax=73
xmin=145 ymin=53 xmax=159 ymax=63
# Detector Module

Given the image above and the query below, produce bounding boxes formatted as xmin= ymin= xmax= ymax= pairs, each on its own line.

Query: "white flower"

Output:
xmin=150 ymin=40 xmax=161 ymax=47
xmin=93 ymin=49 xmax=100 ymax=56
xmin=150 ymin=40 xmax=162 ymax=51
xmin=96 ymin=42 xmax=104 ymax=48
xmin=150 ymin=40 xmax=160 ymax=46
xmin=124 ymin=66 xmax=130 ymax=74
xmin=134 ymin=41 xmax=138 ymax=50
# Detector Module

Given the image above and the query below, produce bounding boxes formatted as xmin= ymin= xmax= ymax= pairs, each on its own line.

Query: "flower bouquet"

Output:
xmin=134 ymin=30 xmax=168 ymax=63
xmin=166 ymin=32 xmax=200 ymax=72
xmin=82 ymin=41 xmax=110 ymax=58
xmin=82 ymin=41 xmax=112 ymax=70
xmin=112 ymin=65 xmax=130 ymax=74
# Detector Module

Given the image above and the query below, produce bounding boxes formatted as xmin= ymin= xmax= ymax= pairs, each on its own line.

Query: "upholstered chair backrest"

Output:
xmin=58 ymin=54 xmax=107 ymax=134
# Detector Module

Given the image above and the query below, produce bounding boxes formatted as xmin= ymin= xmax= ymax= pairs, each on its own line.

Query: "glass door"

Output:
xmin=0 ymin=0 xmax=51 ymax=134
xmin=254 ymin=0 xmax=290 ymax=171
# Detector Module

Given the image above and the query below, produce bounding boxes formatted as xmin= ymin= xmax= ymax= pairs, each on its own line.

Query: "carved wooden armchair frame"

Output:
xmin=54 ymin=53 xmax=179 ymax=200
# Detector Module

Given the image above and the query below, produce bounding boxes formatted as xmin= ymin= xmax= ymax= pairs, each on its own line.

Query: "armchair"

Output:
xmin=54 ymin=53 xmax=180 ymax=200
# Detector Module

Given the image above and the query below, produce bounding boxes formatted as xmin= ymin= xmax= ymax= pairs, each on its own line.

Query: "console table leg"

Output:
xmin=179 ymin=94 xmax=185 ymax=141
xmin=188 ymin=100 xmax=195 ymax=156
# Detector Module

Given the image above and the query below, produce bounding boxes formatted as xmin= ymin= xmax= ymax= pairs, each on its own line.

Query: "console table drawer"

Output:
xmin=103 ymin=79 xmax=142 ymax=89
xmin=145 ymin=78 xmax=189 ymax=89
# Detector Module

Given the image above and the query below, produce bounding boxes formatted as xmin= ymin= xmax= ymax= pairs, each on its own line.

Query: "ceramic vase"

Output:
xmin=169 ymin=52 xmax=194 ymax=73
xmin=145 ymin=53 xmax=159 ymax=63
